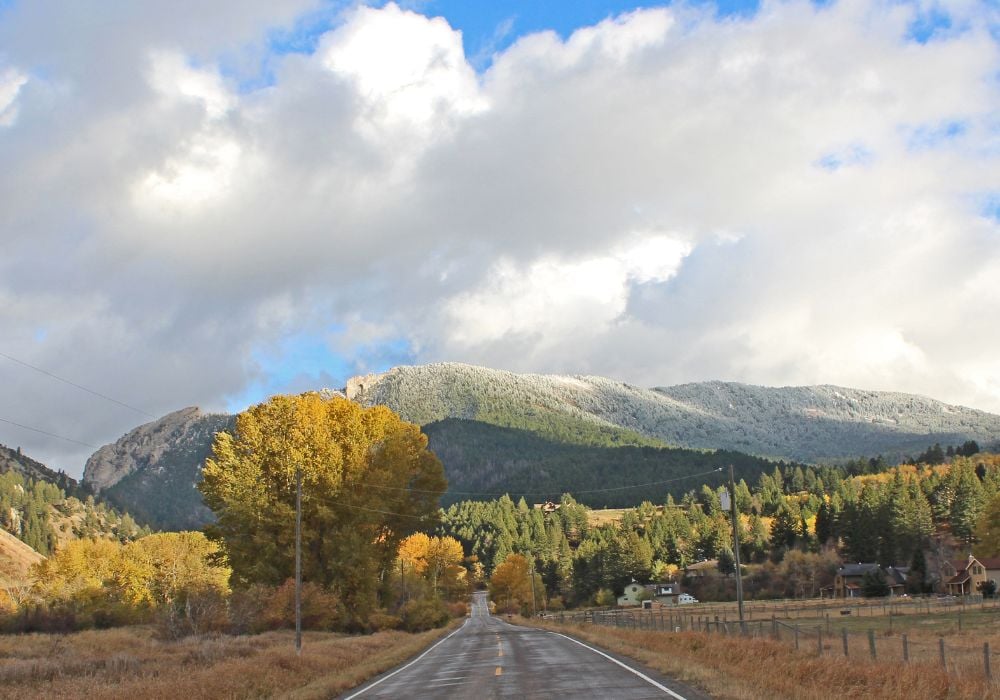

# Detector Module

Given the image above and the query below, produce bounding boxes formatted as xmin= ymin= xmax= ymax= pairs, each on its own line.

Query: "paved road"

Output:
xmin=342 ymin=592 xmax=709 ymax=699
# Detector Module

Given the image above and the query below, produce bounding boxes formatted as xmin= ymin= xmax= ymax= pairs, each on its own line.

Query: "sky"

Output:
xmin=1 ymin=0 xmax=999 ymax=477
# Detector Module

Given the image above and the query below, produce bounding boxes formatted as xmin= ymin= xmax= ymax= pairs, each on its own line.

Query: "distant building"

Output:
xmin=833 ymin=563 xmax=908 ymax=598
xmin=944 ymin=555 xmax=1000 ymax=596
xmin=617 ymin=581 xmax=682 ymax=606
xmin=532 ymin=501 xmax=561 ymax=514
xmin=683 ymin=560 xmax=719 ymax=578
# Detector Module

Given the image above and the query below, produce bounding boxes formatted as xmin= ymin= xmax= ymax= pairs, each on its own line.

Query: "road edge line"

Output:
xmin=342 ymin=619 xmax=468 ymax=699
xmin=546 ymin=630 xmax=689 ymax=700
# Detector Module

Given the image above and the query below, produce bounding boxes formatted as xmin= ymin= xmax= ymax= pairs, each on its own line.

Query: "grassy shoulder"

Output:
xmin=0 ymin=620 xmax=462 ymax=700
xmin=524 ymin=617 xmax=997 ymax=700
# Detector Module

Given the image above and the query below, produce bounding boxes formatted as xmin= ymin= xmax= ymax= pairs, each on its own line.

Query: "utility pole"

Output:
xmin=529 ymin=559 xmax=537 ymax=617
xmin=729 ymin=464 xmax=745 ymax=624
xmin=295 ymin=466 xmax=302 ymax=655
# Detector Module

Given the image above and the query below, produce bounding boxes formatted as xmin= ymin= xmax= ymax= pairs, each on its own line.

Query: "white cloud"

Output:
xmin=1 ymin=1 xmax=1000 ymax=474
xmin=319 ymin=3 xmax=487 ymax=142
xmin=445 ymin=235 xmax=691 ymax=348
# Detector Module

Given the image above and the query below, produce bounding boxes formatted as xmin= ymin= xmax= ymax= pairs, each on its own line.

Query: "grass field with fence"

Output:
xmin=546 ymin=594 xmax=1000 ymax=692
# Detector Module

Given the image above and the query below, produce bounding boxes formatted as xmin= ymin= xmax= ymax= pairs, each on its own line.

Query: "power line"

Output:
xmin=0 ymin=417 xmax=98 ymax=448
xmin=346 ymin=466 xmax=726 ymax=499
xmin=267 ymin=466 xmax=728 ymax=522
xmin=305 ymin=493 xmax=436 ymax=520
xmin=0 ymin=350 xmax=154 ymax=418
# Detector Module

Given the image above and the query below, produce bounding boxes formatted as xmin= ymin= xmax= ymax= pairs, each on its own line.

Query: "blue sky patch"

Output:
xmin=225 ymin=328 xmax=415 ymax=411
xmin=904 ymin=120 xmax=968 ymax=150
xmin=906 ymin=5 xmax=953 ymax=44
xmin=815 ymin=143 xmax=873 ymax=171
xmin=980 ymin=193 xmax=1000 ymax=222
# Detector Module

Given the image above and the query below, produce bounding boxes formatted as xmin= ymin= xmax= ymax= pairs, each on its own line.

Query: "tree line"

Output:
xmin=438 ymin=449 xmax=1000 ymax=609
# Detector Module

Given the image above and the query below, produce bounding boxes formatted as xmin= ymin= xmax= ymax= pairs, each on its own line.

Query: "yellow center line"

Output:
xmin=495 ymin=666 xmax=502 ymax=676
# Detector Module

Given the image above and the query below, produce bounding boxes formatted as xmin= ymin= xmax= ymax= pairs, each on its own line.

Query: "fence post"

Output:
xmin=903 ymin=634 xmax=909 ymax=663
xmin=795 ymin=624 xmax=800 ymax=650
xmin=817 ymin=628 xmax=823 ymax=656
xmin=939 ymin=637 xmax=946 ymax=669
xmin=985 ymin=642 xmax=992 ymax=681
xmin=868 ymin=629 xmax=876 ymax=660
xmin=772 ymin=614 xmax=777 ymax=639
xmin=842 ymin=628 xmax=849 ymax=657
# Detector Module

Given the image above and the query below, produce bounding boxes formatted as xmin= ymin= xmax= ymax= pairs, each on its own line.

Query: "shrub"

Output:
xmin=259 ymin=579 xmax=342 ymax=631
xmin=156 ymin=587 xmax=229 ymax=640
xmin=594 ymin=588 xmax=616 ymax=607
xmin=446 ymin=601 xmax=469 ymax=618
xmin=400 ymin=595 xmax=449 ymax=631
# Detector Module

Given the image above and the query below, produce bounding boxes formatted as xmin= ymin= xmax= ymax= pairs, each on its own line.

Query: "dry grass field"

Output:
xmin=0 ymin=621 xmax=460 ymax=699
xmin=531 ymin=617 xmax=1000 ymax=699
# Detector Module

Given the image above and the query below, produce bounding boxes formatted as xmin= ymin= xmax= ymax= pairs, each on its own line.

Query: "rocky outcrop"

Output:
xmin=82 ymin=408 xmax=234 ymax=530
xmin=83 ymin=407 xmax=228 ymax=492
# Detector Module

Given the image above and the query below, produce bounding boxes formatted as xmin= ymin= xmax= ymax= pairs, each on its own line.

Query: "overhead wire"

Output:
xmin=0 ymin=417 xmax=99 ymax=449
xmin=263 ymin=466 xmax=727 ymax=522
xmin=331 ymin=466 xmax=726 ymax=499
xmin=0 ymin=350 xmax=154 ymax=418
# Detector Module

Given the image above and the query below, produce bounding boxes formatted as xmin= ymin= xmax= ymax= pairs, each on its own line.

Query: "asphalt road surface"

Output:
xmin=342 ymin=592 xmax=710 ymax=699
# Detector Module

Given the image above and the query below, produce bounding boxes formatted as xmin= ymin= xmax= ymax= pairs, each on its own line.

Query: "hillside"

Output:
xmin=424 ymin=418 xmax=787 ymax=508
xmin=349 ymin=364 xmax=1000 ymax=462
xmin=0 ymin=443 xmax=80 ymax=495
xmin=0 ymin=527 xmax=43 ymax=584
xmin=83 ymin=408 xmax=234 ymax=530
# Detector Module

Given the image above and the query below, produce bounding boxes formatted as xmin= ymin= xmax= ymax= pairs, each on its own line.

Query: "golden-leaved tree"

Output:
xmin=489 ymin=553 xmax=545 ymax=615
xmin=397 ymin=532 xmax=467 ymax=598
xmin=198 ymin=393 xmax=446 ymax=619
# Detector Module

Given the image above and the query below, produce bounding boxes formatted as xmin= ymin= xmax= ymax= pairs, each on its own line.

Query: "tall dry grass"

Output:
xmin=532 ymin=619 xmax=1000 ymax=699
xmin=0 ymin=621 xmax=460 ymax=699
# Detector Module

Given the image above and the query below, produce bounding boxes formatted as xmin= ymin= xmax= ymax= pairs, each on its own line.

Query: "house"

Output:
xmin=884 ymin=566 xmax=909 ymax=596
xmin=834 ymin=563 xmax=908 ymax=598
xmin=617 ymin=582 xmax=682 ymax=607
xmin=683 ymin=560 xmax=719 ymax=578
xmin=532 ymin=501 xmax=561 ymax=514
xmin=650 ymin=582 xmax=681 ymax=605
xmin=617 ymin=581 xmax=648 ymax=607
xmin=944 ymin=555 xmax=1000 ymax=596
xmin=834 ymin=563 xmax=879 ymax=598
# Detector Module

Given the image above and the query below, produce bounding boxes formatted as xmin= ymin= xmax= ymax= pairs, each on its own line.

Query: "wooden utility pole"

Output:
xmin=529 ymin=560 xmax=537 ymax=617
xmin=295 ymin=466 xmax=302 ymax=655
xmin=729 ymin=464 xmax=745 ymax=624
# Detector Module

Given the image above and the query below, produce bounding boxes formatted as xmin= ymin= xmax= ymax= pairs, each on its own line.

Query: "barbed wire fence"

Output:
xmin=550 ymin=597 xmax=1000 ymax=684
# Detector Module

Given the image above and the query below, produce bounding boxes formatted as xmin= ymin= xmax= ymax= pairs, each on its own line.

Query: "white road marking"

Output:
xmin=546 ymin=631 xmax=689 ymax=700
xmin=342 ymin=620 xmax=469 ymax=699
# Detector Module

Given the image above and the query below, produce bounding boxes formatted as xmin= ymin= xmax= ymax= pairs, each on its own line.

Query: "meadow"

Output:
xmin=536 ymin=596 xmax=1000 ymax=699
xmin=0 ymin=622 xmax=459 ymax=699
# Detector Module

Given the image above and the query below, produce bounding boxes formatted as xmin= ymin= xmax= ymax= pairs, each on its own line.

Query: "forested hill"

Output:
xmin=1 ymin=443 xmax=80 ymax=496
xmin=348 ymin=363 xmax=1000 ymax=462
xmin=0 ymin=446 xmax=150 ymax=568
xmin=424 ymin=418 xmax=790 ymax=508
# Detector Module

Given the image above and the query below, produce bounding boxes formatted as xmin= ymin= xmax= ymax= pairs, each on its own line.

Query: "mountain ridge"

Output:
xmin=78 ymin=363 xmax=1000 ymax=529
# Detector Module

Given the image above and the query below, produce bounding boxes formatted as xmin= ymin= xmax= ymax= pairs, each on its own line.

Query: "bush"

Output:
xmin=446 ymin=601 xmax=469 ymax=618
xmin=259 ymin=579 xmax=342 ymax=631
xmin=156 ymin=587 xmax=229 ymax=640
xmin=400 ymin=595 xmax=449 ymax=631
xmin=594 ymin=588 xmax=616 ymax=607
xmin=366 ymin=609 xmax=402 ymax=632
